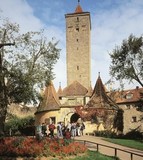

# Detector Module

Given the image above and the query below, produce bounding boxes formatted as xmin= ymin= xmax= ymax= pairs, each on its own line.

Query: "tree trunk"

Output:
xmin=0 ymin=84 xmax=7 ymax=135
xmin=0 ymin=80 xmax=8 ymax=135
xmin=0 ymin=51 xmax=8 ymax=136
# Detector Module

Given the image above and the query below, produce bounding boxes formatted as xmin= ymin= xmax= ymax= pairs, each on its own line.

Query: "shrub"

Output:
xmin=94 ymin=130 xmax=117 ymax=138
xmin=0 ymin=137 xmax=87 ymax=158
xmin=5 ymin=116 xmax=35 ymax=136
xmin=124 ymin=130 xmax=143 ymax=140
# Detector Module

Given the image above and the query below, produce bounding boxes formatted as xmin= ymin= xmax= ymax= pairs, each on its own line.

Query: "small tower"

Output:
xmin=65 ymin=0 xmax=91 ymax=89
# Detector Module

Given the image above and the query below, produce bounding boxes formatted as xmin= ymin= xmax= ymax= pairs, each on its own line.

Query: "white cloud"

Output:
xmin=91 ymin=0 xmax=143 ymax=89
xmin=0 ymin=0 xmax=43 ymax=32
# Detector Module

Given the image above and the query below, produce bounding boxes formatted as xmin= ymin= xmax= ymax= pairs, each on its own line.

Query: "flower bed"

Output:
xmin=0 ymin=137 xmax=87 ymax=159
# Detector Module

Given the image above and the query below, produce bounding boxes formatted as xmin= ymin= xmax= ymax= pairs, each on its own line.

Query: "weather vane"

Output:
xmin=78 ymin=0 xmax=80 ymax=4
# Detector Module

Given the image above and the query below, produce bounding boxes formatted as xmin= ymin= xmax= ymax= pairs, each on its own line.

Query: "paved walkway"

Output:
xmin=74 ymin=135 xmax=143 ymax=160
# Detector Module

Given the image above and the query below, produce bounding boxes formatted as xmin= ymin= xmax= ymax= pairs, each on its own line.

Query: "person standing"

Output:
xmin=36 ymin=123 xmax=43 ymax=141
xmin=57 ymin=122 xmax=63 ymax=138
xmin=41 ymin=122 xmax=47 ymax=137
xmin=71 ymin=122 xmax=76 ymax=137
xmin=48 ymin=121 xmax=56 ymax=139
xmin=76 ymin=122 xmax=81 ymax=136
xmin=80 ymin=122 xmax=85 ymax=136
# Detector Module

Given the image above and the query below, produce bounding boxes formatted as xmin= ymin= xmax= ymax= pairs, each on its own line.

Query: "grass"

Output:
xmin=104 ymin=138 xmax=143 ymax=151
xmin=52 ymin=150 xmax=120 ymax=160
xmin=59 ymin=150 xmax=119 ymax=160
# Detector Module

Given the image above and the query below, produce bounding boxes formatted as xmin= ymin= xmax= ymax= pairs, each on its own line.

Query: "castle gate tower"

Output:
xmin=65 ymin=1 xmax=91 ymax=89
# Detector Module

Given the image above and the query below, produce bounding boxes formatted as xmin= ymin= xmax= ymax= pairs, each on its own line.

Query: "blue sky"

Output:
xmin=1 ymin=0 xmax=143 ymax=90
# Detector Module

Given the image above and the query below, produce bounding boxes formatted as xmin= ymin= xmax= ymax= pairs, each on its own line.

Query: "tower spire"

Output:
xmin=75 ymin=0 xmax=83 ymax=13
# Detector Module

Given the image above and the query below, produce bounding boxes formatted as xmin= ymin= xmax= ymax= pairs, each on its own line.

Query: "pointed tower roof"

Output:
xmin=57 ymin=82 xmax=63 ymax=97
xmin=36 ymin=81 xmax=60 ymax=113
xmin=86 ymin=74 xmax=118 ymax=110
xmin=62 ymin=81 xmax=88 ymax=96
xmin=75 ymin=0 xmax=83 ymax=13
xmin=75 ymin=5 xmax=83 ymax=13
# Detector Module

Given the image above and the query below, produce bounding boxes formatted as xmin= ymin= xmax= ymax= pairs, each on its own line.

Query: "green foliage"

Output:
xmin=113 ymin=109 xmax=124 ymax=133
xmin=0 ymin=19 xmax=60 ymax=104
xmin=124 ymin=130 xmax=143 ymax=140
xmin=68 ymin=150 xmax=118 ymax=160
xmin=110 ymin=34 xmax=143 ymax=87
xmin=5 ymin=115 xmax=35 ymax=136
xmin=12 ymin=136 xmax=25 ymax=147
xmin=0 ymin=17 xmax=60 ymax=133
xmin=94 ymin=130 xmax=117 ymax=138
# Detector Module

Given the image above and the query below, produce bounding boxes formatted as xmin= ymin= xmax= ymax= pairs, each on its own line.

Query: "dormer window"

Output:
xmin=126 ymin=93 xmax=133 ymax=99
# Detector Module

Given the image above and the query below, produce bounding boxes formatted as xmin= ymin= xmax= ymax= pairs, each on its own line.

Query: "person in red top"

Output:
xmin=64 ymin=128 xmax=71 ymax=139
xmin=48 ymin=121 xmax=55 ymax=139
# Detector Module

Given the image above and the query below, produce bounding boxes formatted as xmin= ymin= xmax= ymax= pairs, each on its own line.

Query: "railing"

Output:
xmin=75 ymin=139 xmax=143 ymax=160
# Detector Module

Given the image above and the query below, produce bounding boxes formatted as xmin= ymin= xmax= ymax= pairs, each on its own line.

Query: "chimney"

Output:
xmin=136 ymin=86 xmax=139 ymax=89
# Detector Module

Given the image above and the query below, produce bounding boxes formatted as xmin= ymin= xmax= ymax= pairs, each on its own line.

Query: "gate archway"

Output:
xmin=64 ymin=112 xmax=81 ymax=125
xmin=70 ymin=113 xmax=80 ymax=123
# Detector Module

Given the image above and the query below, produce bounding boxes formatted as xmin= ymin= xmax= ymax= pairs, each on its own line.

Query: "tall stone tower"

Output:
xmin=65 ymin=1 xmax=91 ymax=89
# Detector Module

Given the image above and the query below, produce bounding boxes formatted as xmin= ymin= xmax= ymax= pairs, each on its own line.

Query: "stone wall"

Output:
xmin=66 ymin=12 xmax=91 ymax=89
xmin=119 ymin=105 xmax=143 ymax=134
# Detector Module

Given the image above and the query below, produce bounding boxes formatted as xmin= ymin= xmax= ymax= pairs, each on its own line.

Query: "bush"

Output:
xmin=124 ymin=130 xmax=143 ymax=140
xmin=5 ymin=116 xmax=35 ymax=136
xmin=0 ymin=137 xmax=87 ymax=158
xmin=94 ymin=130 xmax=117 ymax=138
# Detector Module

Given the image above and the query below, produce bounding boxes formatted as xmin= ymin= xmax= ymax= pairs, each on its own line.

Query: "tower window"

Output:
xmin=76 ymin=27 xmax=79 ymax=32
xmin=132 ymin=116 xmax=137 ymax=122
xmin=59 ymin=97 xmax=62 ymax=100
xmin=77 ymin=39 xmax=78 ymax=42
xmin=77 ymin=66 xmax=79 ymax=70
xmin=77 ymin=17 xmax=79 ymax=22
xmin=126 ymin=93 xmax=133 ymax=99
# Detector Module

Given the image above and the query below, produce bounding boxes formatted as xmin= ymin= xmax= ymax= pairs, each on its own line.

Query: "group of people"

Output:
xmin=36 ymin=121 xmax=85 ymax=140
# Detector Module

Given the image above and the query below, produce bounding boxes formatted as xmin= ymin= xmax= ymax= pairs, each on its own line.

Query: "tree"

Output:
xmin=0 ymin=19 xmax=60 ymax=134
xmin=109 ymin=34 xmax=143 ymax=87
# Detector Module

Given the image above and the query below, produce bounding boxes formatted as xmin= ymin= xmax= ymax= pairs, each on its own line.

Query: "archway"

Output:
xmin=70 ymin=113 xmax=80 ymax=123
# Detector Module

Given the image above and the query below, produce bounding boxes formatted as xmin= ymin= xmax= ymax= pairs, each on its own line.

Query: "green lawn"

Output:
xmin=52 ymin=150 xmax=119 ymax=160
xmin=104 ymin=138 xmax=143 ymax=151
xmin=68 ymin=150 xmax=119 ymax=160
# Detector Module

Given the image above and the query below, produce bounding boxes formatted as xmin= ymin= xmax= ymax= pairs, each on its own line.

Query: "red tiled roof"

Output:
xmin=108 ymin=87 xmax=143 ymax=104
xmin=62 ymin=81 xmax=88 ymax=96
xmin=75 ymin=4 xmax=83 ymax=13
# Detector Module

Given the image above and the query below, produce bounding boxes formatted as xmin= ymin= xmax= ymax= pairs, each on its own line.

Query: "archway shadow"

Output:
xmin=70 ymin=113 xmax=80 ymax=123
